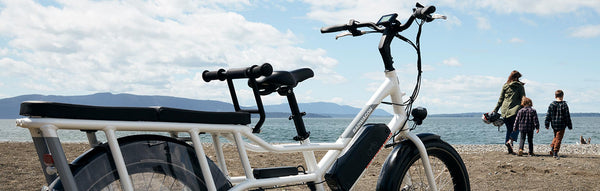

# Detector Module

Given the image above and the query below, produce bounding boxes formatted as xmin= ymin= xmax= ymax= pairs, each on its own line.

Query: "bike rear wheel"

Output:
xmin=378 ymin=140 xmax=470 ymax=191
xmin=53 ymin=135 xmax=231 ymax=191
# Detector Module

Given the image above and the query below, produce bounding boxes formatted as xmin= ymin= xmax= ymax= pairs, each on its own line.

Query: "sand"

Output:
xmin=1 ymin=142 xmax=599 ymax=190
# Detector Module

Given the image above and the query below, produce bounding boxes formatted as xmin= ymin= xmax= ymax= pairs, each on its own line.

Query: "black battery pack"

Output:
xmin=325 ymin=123 xmax=391 ymax=191
xmin=253 ymin=166 xmax=298 ymax=179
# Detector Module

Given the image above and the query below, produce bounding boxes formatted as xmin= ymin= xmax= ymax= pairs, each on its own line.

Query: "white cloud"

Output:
xmin=415 ymin=75 xmax=505 ymax=113
xmin=442 ymin=57 xmax=462 ymax=67
xmin=302 ymin=0 xmax=415 ymax=24
xmin=476 ymin=16 xmax=491 ymax=30
xmin=302 ymin=0 xmax=600 ymax=25
xmin=519 ymin=17 xmax=537 ymax=27
xmin=509 ymin=38 xmax=524 ymax=43
xmin=444 ymin=15 xmax=463 ymax=28
xmin=569 ymin=25 xmax=600 ymax=38
xmin=329 ymin=97 xmax=344 ymax=104
xmin=0 ymin=0 xmax=340 ymax=99
xmin=444 ymin=0 xmax=600 ymax=15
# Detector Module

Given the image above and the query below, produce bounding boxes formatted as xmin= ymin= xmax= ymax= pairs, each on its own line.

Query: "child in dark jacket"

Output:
xmin=545 ymin=90 xmax=572 ymax=159
xmin=513 ymin=96 xmax=539 ymax=156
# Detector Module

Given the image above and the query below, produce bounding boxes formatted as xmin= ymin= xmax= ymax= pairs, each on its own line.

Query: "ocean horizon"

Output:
xmin=2 ymin=117 xmax=598 ymax=145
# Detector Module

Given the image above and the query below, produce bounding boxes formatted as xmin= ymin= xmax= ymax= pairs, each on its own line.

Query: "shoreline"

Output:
xmin=1 ymin=140 xmax=597 ymax=154
xmin=1 ymin=142 xmax=599 ymax=190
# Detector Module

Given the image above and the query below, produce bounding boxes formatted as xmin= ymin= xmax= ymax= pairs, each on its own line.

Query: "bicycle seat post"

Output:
xmin=278 ymin=87 xmax=310 ymax=141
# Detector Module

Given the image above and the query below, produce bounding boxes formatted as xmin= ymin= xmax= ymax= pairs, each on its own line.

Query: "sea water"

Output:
xmin=2 ymin=117 xmax=599 ymax=145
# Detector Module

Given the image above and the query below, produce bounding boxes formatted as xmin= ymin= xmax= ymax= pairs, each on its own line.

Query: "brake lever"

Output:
xmin=335 ymin=31 xmax=367 ymax=40
xmin=335 ymin=32 xmax=352 ymax=40
xmin=432 ymin=14 xmax=447 ymax=20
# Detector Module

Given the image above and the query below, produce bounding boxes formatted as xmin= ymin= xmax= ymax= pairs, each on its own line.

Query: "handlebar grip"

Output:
xmin=248 ymin=63 xmax=273 ymax=78
xmin=202 ymin=63 xmax=273 ymax=82
xmin=414 ymin=5 xmax=436 ymax=21
xmin=321 ymin=24 xmax=349 ymax=33
xmin=420 ymin=5 xmax=436 ymax=15
xmin=226 ymin=63 xmax=273 ymax=79
xmin=202 ymin=69 xmax=226 ymax=82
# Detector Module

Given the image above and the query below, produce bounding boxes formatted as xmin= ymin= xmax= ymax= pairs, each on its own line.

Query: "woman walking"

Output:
xmin=493 ymin=70 xmax=526 ymax=154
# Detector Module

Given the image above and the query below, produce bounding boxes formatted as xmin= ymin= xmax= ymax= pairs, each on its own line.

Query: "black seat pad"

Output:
xmin=255 ymin=68 xmax=314 ymax=95
xmin=19 ymin=101 xmax=250 ymax=125
xmin=257 ymin=68 xmax=314 ymax=87
xmin=290 ymin=68 xmax=314 ymax=83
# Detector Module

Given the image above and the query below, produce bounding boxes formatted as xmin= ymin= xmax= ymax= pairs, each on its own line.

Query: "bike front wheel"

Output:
xmin=377 ymin=138 xmax=470 ymax=191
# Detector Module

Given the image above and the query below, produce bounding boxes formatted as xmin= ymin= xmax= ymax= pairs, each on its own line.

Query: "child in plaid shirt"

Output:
xmin=545 ymin=90 xmax=572 ymax=159
xmin=513 ymin=96 xmax=539 ymax=156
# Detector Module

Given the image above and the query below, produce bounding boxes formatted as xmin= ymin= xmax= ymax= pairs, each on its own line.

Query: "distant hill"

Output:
xmin=3 ymin=93 xmax=597 ymax=119
xmin=0 ymin=93 xmax=390 ymax=119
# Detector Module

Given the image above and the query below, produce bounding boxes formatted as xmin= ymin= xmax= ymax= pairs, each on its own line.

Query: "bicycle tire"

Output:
xmin=52 ymin=134 xmax=231 ymax=191
xmin=377 ymin=138 xmax=470 ymax=191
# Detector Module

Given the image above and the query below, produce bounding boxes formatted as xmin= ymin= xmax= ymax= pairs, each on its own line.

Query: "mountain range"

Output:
xmin=2 ymin=93 xmax=598 ymax=119
xmin=0 ymin=92 xmax=391 ymax=119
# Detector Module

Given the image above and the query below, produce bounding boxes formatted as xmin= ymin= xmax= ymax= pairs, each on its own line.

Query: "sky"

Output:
xmin=0 ymin=0 xmax=599 ymax=114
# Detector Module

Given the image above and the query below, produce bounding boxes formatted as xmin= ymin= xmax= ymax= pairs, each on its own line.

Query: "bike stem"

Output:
xmin=379 ymin=28 xmax=396 ymax=71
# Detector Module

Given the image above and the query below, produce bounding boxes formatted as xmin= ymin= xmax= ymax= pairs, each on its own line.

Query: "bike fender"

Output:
xmin=376 ymin=133 xmax=440 ymax=190
xmin=52 ymin=134 xmax=232 ymax=191
xmin=382 ymin=133 xmax=440 ymax=167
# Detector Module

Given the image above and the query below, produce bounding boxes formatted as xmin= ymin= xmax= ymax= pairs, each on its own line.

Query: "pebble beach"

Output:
xmin=1 ymin=142 xmax=599 ymax=190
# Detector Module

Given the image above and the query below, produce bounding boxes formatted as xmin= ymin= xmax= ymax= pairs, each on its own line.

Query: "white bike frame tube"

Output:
xmin=386 ymin=70 xmax=438 ymax=190
xmin=231 ymin=174 xmax=318 ymax=191
xmin=313 ymin=72 xmax=398 ymax=175
xmin=300 ymin=138 xmax=326 ymax=191
xmin=15 ymin=70 xmax=439 ymax=191
xmin=233 ymin=132 xmax=255 ymax=180
xmin=190 ymin=129 xmax=217 ymax=191
xmin=40 ymin=125 xmax=79 ymax=191
xmin=211 ymin=133 xmax=229 ymax=177
xmin=367 ymin=70 xmax=438 ymax=190
xmin=104 ymin=126 xmax=134 ymax=191
xmin=406 ymin=132 xmax=438 ymax=191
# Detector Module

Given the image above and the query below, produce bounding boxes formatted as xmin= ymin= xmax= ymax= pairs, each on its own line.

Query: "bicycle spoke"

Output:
xmin=95 ymin=172 xmax=192 ymax=191
xmin=401 ymin=155 xmax=458 ymax=191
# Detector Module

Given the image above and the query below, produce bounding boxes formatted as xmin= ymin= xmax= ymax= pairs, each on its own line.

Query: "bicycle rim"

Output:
xmin=377 ymin=139 xmax=470 ymax=191
xmin=97 ymin=172 xmax=193 ymax=191
xmin=400 ymin=155 xmax=455 ymax=191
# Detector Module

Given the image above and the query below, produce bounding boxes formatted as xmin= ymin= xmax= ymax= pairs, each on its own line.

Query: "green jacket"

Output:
xmin=494 ymin=81 xmax=526 ymax=118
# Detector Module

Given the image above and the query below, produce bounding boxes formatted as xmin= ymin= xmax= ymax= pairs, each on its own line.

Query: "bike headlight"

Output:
xmin=411 ymin=107 xmax=427 ymax=125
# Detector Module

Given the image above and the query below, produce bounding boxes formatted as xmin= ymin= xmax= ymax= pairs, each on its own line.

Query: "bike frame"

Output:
xmin=16 ymin=68 xmax=437 ymax=191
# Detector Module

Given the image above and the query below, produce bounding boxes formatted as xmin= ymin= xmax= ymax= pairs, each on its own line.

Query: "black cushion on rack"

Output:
xmin=19 ymin=101 xmax=250 ymax=125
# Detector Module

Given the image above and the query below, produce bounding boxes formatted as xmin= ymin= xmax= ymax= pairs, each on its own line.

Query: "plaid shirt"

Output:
xmin=544 ymin=101 xmax=572 ymax=130
xmin=513 ymin=106 xmax=539 ymax=133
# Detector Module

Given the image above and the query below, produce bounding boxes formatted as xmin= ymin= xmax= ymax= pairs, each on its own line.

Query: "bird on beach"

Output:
xmin=579 ymin=136 xmax=591 ymax=144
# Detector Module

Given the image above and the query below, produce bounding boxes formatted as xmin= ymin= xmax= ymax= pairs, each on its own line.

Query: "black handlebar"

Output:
xmin=414 ymin=5 xmax=436 ymax=22
xmin=202 ymin=63 xmax=273 ymax=82
xmin=320 ymin=23 xmax=350 ymax=33
xmin=320 ymin=21 xmax=380 ymax=34
xmin=320 ymin=3 xmax=436 ymax=34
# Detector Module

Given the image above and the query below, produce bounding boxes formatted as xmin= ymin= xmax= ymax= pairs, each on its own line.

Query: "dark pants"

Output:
xmin=519 ymin=131 xmax=534 ymax=154
xmin=504 ymin=116 xmax=519 ymax=143
xmin=550 ymin=129 xmax=566 ymax=153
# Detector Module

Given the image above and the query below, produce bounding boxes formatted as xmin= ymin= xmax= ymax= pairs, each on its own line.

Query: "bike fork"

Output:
xmin=406 ymin=132 xmax=438 ymax=191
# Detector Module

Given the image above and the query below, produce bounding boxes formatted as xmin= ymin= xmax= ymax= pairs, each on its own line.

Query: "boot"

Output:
xmin=518 ymin=149 xmax=523 ymax=156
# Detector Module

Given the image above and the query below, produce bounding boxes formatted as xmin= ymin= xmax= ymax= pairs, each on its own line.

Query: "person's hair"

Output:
xmin=555 ymin=90 xmax=564 ymax=98
xmin=506 ymin=70 xmax=522 ymax=84
xmin=521 ymin=96 xmax=533 ymax=107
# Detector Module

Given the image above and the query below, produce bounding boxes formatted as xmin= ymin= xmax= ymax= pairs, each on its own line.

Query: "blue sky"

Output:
xmin=0 ymin=0 xmax=599 ymax=114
